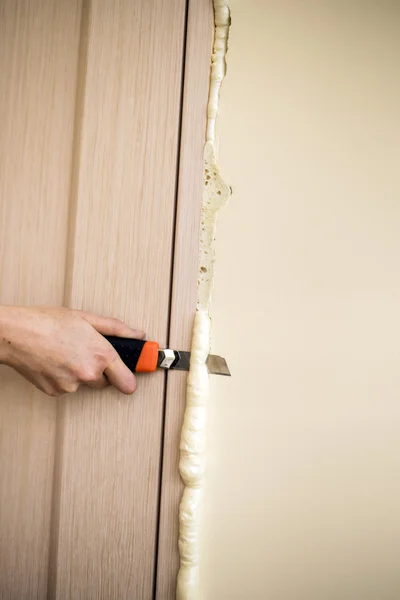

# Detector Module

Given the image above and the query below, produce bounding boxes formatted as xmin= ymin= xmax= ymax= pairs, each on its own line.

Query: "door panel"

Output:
xmin=51 ymin=1 xmax=186 ymax=598
xmin=0 ymin=0 xmax=187 ymax=598
xmin=0 ymin=2 xmax=82 ymax=598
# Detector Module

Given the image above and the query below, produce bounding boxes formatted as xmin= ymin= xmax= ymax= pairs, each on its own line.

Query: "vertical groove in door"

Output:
xmin=47 ymin=2 xmax=92 ymax=597
xmin=152 ymin=1 xmax=190 ymax=597
xmin=154 ymin=0 xmax=214 ymax=596
xmin=62 ymin=0 xmax=92 ymax=310
xmin=46 ymin=1 xmax=188 ymax=596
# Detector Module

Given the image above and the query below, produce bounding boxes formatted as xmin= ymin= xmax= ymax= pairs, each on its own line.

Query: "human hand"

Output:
xmin=0 ymin=306 xmax=144 ymax=397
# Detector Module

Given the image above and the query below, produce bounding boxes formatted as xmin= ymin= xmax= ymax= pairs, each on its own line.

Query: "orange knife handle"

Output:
xmin=103 ymin=336 xmax=159 ymax=373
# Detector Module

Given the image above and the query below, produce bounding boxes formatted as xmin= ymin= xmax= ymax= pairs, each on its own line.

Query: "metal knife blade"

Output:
xmin=157 ymin=349 xmax=231 ymax=376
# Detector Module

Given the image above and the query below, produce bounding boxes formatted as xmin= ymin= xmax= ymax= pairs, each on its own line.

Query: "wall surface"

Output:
xmin=200 ymin=1 xmax=400 ymax=598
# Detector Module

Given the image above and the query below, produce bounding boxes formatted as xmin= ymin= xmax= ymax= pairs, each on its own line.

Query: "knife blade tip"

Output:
xmin=206 ymin=354 xmax=231 ymax=376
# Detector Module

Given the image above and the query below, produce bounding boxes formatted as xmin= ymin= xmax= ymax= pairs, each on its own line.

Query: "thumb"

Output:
xmin=104 ymin=357 xmax=137 ymax=395
xmin=79 ymin=311 xmax=145 ymax=339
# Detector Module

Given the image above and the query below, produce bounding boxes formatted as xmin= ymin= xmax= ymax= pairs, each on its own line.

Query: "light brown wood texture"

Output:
xmin=50 ymin=1 xmax=187 ymax=599
xmin=155 ymin=1 xmax=214 ymax=598
xmin=0 ymin=1 xmax=82 ymax=598
xmin=0 ymin=0 xmax=191 ymax=598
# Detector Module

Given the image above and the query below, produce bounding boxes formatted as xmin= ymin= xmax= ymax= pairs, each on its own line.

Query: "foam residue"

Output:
xmin=177 ymin=2 xmax=231 ymax=599
xmin=197 ymin=142 xmax=231 ymax=311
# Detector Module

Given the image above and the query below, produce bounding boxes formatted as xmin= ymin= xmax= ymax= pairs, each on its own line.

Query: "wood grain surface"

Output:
xmin=49 ymin=1 xmax=187 ymax=599
xmin=0 ymin=0 xmax=189 ymax=598
xmin=0 ymin=2 xmax=82 ymax=598
xmin=155 ymin=1 xmax=214 ymax=597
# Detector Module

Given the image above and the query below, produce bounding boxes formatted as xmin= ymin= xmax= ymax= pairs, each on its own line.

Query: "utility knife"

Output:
xmin=104 ymin=336 xmax=231 ymax=376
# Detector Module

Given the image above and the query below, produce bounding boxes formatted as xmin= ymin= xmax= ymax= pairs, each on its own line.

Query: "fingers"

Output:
xmin=104 ymin=357 xmax=137 ymax=395
xmin=87 ymin=373 xmax=109 ymax=390
xmin=79 ymin=311 xmax=145 ymax=339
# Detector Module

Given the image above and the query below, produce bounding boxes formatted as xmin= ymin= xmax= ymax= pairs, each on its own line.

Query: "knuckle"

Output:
xmin=63 ymin=382 xmax=79 ymax=394
xmin=39 ymin=381 xmax=60 ymax=397
xmin=97 ymin=349 xmax=112 ymax=369
xmin=107 ymin=348 xmax=119 ymax=362
xmin=102 ymin=342 xmax=118 ymax=362
xmin=78 ymin=366 xmax=101 ymax=384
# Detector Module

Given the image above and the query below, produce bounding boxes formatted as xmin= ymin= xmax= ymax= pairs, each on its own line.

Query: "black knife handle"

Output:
xmin=103 ymin=336 xmax=159 ymax=372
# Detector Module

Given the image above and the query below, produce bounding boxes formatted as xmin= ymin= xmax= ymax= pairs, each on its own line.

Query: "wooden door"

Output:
xmin=0 ymin=1 xmax=204 ymax=598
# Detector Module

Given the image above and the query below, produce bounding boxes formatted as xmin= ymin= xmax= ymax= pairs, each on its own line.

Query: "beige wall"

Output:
xmin=200 ymin=1 xmax=400 ymax=598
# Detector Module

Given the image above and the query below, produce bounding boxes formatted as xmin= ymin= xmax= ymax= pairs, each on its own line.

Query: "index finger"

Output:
xmin=78 ymin=312 xmax=145 ymax=339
